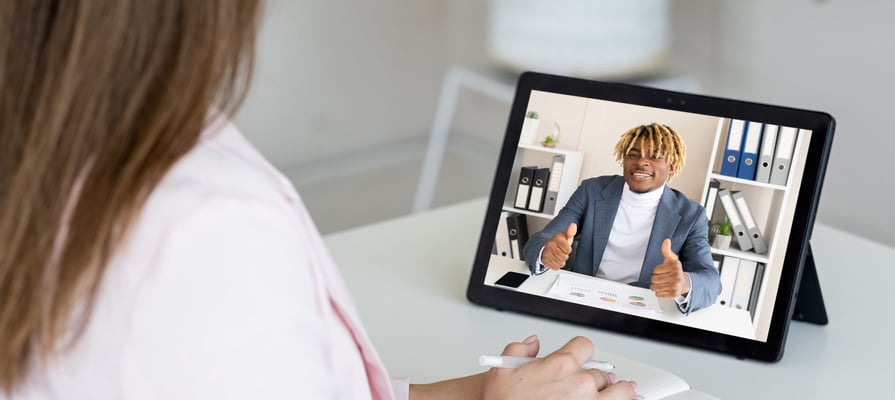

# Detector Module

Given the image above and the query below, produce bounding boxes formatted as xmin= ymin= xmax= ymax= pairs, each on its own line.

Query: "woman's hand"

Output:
xmin=409 ymin=335 xmax=641 ymax=400
xmin=482 ymin=335 xmax=639 ymax=400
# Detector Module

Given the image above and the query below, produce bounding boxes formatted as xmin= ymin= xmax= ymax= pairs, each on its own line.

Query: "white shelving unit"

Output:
xmin=492 ymin=145 xmax=584 ymax=258
xmin=503 ymin=145 xmax=583 ymax=219
xmin=701 ymin=118 xmax=807 ymax=325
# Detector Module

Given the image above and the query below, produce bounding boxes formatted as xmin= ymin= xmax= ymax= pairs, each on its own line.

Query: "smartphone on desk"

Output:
xmin=494 ymin=271 xmax=529 ymax=289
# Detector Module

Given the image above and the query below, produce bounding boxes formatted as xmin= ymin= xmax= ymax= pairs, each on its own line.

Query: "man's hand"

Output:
xmin=541 ymin=223 xmax=576 ymax=270
xmin=649 ymin=239 xmax=690 ymax=298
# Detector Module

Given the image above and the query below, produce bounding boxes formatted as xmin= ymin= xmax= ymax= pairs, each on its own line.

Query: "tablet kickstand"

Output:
xmin=792 ymin=244 xmax=829 ymax=325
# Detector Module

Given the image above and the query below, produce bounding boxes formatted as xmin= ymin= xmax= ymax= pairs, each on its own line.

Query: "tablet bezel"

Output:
xmin=465 ymin=71 xmax=835 ymax=362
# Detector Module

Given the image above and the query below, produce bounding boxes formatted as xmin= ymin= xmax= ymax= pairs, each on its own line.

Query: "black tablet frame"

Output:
xmin=466 ymin=71 xmax=835 ymax=362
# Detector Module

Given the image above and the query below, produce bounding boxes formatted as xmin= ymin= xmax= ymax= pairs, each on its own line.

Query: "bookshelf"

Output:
xmin=490 ymin=145 xmax=584 ymax=261
xmin=502 ymin=145 xmax=584 ymax=229
xmin=701 ymin=118 xmax=806 ymax=323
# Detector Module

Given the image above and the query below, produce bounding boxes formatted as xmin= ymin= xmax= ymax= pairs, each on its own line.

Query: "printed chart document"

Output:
xmin=547 ymin=272 xmax=662 ymax=314
xmin=480 ymin=263 xmax=724 ymax=398
xmin=545 ymin=272 xmax=721 ymax=399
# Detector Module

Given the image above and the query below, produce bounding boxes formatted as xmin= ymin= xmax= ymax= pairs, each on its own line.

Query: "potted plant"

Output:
xmin=519 ymin=110 xmax=540 ymax=145
xmin=541 ymin=122 xmax=561 ymax=148
xmin=712 ymin=219 xmax=733 ymax=250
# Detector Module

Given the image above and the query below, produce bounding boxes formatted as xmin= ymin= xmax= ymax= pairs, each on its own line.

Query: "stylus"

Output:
xmin=478 ymin=355 xmax=615 ymax=371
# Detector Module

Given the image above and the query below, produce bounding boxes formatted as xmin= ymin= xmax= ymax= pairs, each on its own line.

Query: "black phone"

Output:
xmin=494 ymin=271 xmax=529 ymax=289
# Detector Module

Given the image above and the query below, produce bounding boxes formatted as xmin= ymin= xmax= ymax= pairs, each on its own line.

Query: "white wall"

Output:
xmin=234 ymin=0 xmax=447 ymax=176
xmin=671 ymin=0 xmax=895 ymax=247
xmin=524 ymin=91 xmax=719 ymax=200
xmin=236 ymin=0 xmax=895 ymax=247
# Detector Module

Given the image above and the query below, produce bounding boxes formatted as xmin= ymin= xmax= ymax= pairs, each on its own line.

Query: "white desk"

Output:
xmin=484 ymin=257 xmax=758 ymax=340
xmin=324 ymin=198 xmax=890 ymax=399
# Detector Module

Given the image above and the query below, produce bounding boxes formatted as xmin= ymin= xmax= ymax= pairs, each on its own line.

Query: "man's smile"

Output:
xmin=631 ymin=171 xmax=654 ymax=180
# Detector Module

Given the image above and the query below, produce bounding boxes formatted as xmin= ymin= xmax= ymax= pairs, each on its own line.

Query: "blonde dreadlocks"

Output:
xmin=613 ymin=123 xmax=686 ymax=181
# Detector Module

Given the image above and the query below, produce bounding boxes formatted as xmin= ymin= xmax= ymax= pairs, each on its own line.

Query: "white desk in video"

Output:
xmin=485 ymin=256 xmax=758 ymax=340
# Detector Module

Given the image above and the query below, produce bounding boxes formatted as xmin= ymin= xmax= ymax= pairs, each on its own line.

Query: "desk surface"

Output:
xmin=324 ymin=199 xmax=889 ymax=399
xmin=483 ymin=256 xmax=758 ymax=340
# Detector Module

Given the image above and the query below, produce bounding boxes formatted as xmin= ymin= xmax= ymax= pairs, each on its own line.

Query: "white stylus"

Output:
xmin=478 ymin=355 xmax=615 ymax=371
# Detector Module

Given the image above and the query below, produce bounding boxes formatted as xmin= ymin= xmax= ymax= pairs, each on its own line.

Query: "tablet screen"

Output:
xmin=467 ymin=72 xmax=834 ymax=361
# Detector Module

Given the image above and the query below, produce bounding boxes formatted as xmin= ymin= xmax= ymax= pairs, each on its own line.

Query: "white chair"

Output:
xmin=412 ymin=67 xmax=515 ymax=213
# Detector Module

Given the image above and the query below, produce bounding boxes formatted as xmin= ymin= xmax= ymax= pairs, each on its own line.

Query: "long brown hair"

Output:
xmin=0 ymin=1 xmax=262 ymax=391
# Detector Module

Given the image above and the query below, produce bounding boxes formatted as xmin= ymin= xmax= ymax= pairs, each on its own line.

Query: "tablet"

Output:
xmin=466 ymin=72 xmax=835 ymax=362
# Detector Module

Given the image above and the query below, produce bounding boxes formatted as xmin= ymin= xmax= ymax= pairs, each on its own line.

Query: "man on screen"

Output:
xmin=523 ymin=123 xmax=721 ymax=314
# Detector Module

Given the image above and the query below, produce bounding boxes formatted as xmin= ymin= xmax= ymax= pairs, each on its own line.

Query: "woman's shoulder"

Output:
xmin=158 ymin=120 xmax=297 ymax=210
xmin=121 ymin=119 xmax=308 ymax=271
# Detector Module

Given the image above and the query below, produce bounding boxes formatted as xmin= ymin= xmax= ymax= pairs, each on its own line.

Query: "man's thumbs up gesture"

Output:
xmin=541 ymin=223 xmax=577 ymax=270
xmin=650 ymin=239 xmax=690 ymax=298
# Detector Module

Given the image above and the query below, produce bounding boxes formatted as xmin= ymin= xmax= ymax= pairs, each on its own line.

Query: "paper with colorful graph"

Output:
xmin=547 ymin=271 xmax=662 ymax=314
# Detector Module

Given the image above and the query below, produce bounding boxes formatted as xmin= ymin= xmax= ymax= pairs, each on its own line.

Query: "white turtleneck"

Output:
xmin=536 ymin=182 xmax=691 ymax=310
xmin=595 ymin=183 xmax=664 ymax=283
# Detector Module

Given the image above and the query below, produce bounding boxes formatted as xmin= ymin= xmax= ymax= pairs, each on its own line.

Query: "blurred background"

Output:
xmin=234 ymin=0 xmax=895 ymax=249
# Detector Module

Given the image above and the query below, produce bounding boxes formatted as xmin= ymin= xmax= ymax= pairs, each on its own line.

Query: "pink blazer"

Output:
xmin=8 ymin=119 xmax=406 ymax=399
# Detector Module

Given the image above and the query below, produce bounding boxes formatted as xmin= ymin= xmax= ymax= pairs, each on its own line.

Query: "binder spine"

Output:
xmin=704 ymin=179 xmax=720 ymax=222
xmin=747 ymin=262 xmax=766 ymax=320
xmin=506 ymin=213 xmax=529 ymax=260
xmin=770 ymin=127 xmax=797 ymax=186
xmin=514 ymin=166 xmax=536 ymax=210
xmin=737 ymin=122 xmax=763 ymax=180
xmin=731 ymin=259 xmax=758 ymax=311
xmin=717 ymin=255 xmax=740 ymax=306
xmin=720 ymin=119 xmax=746 ymax=177
xmin=718 ymin=189 xmax=753 ymax=252
xmin=527 ymin=168 xmax=550 ymax=213
xmin=494 ymin=211 xmax=512 ymax=258
xmin=732 ymin=191 xmax=768 ymax=255
xmin=542 ymin=155 xmax=565 ymax=215
xmin=755 ymin=124 xmax=778 ymax=183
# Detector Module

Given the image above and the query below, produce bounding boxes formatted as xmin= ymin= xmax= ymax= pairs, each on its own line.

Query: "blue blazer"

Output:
xmin=523 ymin=175 xmax=721 ymax=313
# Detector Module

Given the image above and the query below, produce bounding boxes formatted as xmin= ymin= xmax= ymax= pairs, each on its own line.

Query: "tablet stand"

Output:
xmin=792 ymin=244 xmax=828 ymax=325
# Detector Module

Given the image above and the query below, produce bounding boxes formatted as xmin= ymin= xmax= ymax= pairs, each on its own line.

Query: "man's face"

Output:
xmin=622 ymin=139 xmax=672 ymax=194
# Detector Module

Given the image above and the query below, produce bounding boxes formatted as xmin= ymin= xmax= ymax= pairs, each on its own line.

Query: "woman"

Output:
xmin=0 ymin=2 xmax=638 ymax=399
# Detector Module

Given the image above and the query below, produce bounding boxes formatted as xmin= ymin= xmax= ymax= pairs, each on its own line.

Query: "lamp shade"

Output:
xmin=488 ymin=0 xmax=670 ymax=78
